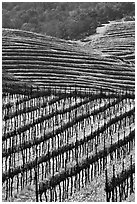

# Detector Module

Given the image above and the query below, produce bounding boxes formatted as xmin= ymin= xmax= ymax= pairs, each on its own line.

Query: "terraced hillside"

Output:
xmin=2 ymin=20 xmax=135 ymax=202
xmin=2 ymin=20 xmax=135 ymax=93
xmin=81 ymin=21 xmax=135 ymax=65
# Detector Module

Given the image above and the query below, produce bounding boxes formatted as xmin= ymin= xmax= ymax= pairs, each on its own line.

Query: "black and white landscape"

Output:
xmin=2 ymin=2 xmax=135 ymax=202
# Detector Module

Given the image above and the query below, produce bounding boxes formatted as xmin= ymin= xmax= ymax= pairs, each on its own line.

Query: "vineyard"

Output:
xmin=2 ymin=20 xmax=135 ymax=202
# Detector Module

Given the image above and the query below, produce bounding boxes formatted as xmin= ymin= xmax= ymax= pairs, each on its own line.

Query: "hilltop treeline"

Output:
xmin=2 ymin=2 xmax=135 ymax=40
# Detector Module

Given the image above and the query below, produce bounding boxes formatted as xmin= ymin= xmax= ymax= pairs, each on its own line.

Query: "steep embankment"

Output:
xmin=2 ymin=21 xmax=135 ymax=93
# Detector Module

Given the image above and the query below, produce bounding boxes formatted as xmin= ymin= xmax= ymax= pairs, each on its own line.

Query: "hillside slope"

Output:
xmin=2 ymin=20 xmax=135 ymax=94
xmin=80 ymin=20 xmax=135 ymax=64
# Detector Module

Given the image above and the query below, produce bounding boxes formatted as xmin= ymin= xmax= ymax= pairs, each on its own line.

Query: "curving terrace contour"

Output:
xmin=2 ymin=20 xmax=135 ymax=94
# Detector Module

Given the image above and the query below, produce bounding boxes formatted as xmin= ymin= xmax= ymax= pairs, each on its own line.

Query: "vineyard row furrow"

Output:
xmin=2 ymin=129 xmax=135 ymax=183
xmin=10 ymin=74 xmax=135 ymax=86
xmin=14 ymin=78 xmax=135 ymax=91
xmin=2 ymin=51 xmax=122 ymax=64
xmin=3 ymin=97 xmax=133 ymax=141
xmin=106 ymin=164 xmax=135 ymax=192
xmin=2 ymin=49 xmax=122 ymax=66
xmin=2 ymin=109 xmax=134 ymax=172
xmin=2 ymin=49 xmax=92 ymax=58
xmin=3 ymin=93 xmax=124 ymax=121
xmin=2 ymin=51 xmax=115 ymax=62
xmin=7 ymin=73 xmax=134 ymax=89
xmin=3 ymin=57 xmax=134 ymax=71
xmin=3 ymin=82 xmax=135 ymax=97
xmin=3 ymin=96 xmax=90 ymax=121
xmin=4 ymin=69 xmax=135 ymax=83
xmin=3 ymin=66 xmax=135 ymax=79
xmin=2 ymin=93 xmax=58 ymax=111
xmin=2 ymin=97 xmax=130 ymax=157
xmin=2 ymin=106 xmax=135 ymax=174
xmin=38 ymin=131 xmax=134 ymax=194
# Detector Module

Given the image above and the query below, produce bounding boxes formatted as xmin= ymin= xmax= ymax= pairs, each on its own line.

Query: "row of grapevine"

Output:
xmin=2 ymin=25 xmax=135 ymax=92
xmin=2 ymin=85 xmax=135 ymax=201
xmin=105 ymin=155 xmax=135 ymax=202
xmin=2 ymin=20 xmax=135 ymax=201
